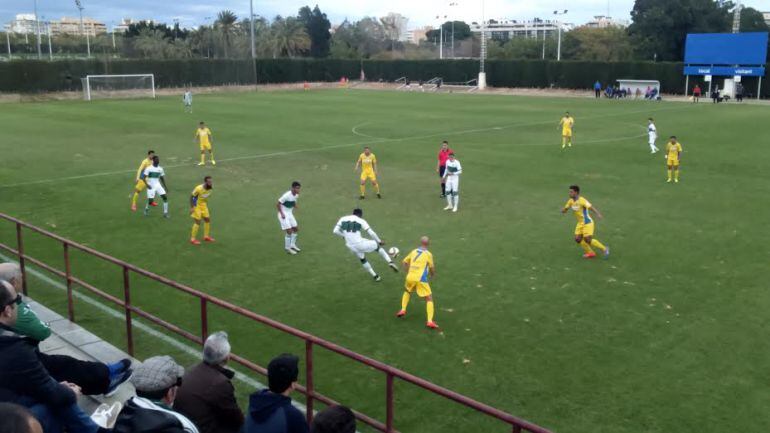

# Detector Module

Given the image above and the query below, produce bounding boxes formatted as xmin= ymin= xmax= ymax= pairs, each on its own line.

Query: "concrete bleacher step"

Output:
xmin=30 ymin=299 xmax=137 ymax=413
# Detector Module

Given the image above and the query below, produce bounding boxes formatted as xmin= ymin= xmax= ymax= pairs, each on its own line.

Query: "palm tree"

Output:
xmin=216 ymin=10 xmax=238 ymax=59
xmin=133 ymin=28 xmax=168 ymax=58
xmin=269 ymin=17 xmax=310 ymax=58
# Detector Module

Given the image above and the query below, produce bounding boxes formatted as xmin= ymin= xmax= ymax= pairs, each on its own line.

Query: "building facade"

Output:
xmin=583 ymin=15 xmax=629 ymax=29
xmin=405 ymin=26 xmax=432 ymax=44
xmin=762 ymin=11 xmax=770 ymax=27
xmin=470 ymin=19 xmax=572 ymax=40
xmin=4 ymin=14 xmax=39 ymax=34
xmin=49 ymin=17 xmax=107 ymax=36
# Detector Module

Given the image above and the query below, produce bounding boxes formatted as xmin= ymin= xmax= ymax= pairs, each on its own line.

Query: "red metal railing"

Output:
xmin=0 ymin=212 xmax=553 ymax=433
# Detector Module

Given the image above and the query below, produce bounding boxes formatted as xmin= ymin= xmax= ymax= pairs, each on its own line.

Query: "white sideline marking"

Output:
xmin=0 ymin=103 xmax=696 ymax=189
xmin=0 ymin=252 xmax=264 ymax=391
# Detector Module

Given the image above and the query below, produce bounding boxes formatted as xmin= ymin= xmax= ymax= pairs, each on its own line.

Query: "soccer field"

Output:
xmin=1 ymin=89 xmax=769 ymax=433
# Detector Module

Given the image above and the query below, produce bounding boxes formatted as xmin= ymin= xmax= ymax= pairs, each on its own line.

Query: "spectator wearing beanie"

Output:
xmin=175 ymin=332 xmax=244 ymax=433
xmin=243 ymin=353 xmax=308 ymax=433
xmin=310 ymin=406 xmax=356 ymax=433
xmin=113 ymin=356 xmax=199 ymax=433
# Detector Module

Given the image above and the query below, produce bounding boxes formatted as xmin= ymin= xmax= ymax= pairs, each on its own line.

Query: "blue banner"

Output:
xmin=685 ymin=32 xmax=768 ymax=65
xmin=683 ymin=66 xmax=765 ymax=77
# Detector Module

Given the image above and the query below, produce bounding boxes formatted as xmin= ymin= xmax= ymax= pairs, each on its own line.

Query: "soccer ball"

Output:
xmin=388 ymin=247 xmax=400 ymax=258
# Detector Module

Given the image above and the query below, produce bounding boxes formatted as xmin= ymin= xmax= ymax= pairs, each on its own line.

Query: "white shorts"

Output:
xmin=146 ymin=184 xmax=166 ymax=198
xmin=278 ymin=213 xmax=298 ymax=231
xmin=445 ymin=176 xmax=460 ymax=193
xmin=346 ymin=240 xmax=379 ymax=259
xmin=649 ymin=138 xmax=656 ymax=145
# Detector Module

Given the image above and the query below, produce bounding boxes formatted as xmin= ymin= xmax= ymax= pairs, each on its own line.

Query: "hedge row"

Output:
xmin=0 ymin=58 xmax=766 ymax=97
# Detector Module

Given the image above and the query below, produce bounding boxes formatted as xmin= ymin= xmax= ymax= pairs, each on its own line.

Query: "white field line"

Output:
xmin=351 ymin=122 xmax=386 ymax=140
xmin=1 ymin=103 xmax=696 ymax=189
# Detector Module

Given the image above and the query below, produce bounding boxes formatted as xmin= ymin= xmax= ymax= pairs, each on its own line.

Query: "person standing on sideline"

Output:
xmin=647 ymin=118 xmax=659 ymax=154
xmin=436 ymin=141 xmax=453 ymax=198
xmin=593 ymin=80 xmax=602 ymax=98
xmin=693 ymin=84 xmax=701 ymax=103
xmin=183 ymin=89 xmax=193 ymax=113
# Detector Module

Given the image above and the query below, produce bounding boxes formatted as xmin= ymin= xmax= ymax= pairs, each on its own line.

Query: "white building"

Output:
xmin=405 ymin=26 xmax=432 ymax=44
xmin=4 ymin=13 xmax=39 ymax=34
xmin=49 ymin=17 xmax=106 ymax=36
xmin=583 ymin=15 xmax=629 ymax=29
xmin=762 ymin=12 xmax=770 ymax=27
xmin=470 ymin=19 xmax=572 ymax=40
xmin=113 ymin=18 xmax=149 ymax=33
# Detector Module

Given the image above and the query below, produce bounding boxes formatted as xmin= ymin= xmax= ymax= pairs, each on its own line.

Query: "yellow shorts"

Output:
xmin=200 ymin=143 xmax=212 ymax=151
xmin=405 ymin=280 xmax=432 ymax=297
xmin=574 ymin=222 xmax=595 ymax=237
xmin=134 ymin=180 xmax=147 ymax=192
xmin=360 ymin=171 xmax=377 ymax=182
xmin=562 ymin=130 xmax=573 ymax=137
xmin=191 ymin=205 xmax=210 ymax=220
xmin=667 ymin=159 xmax=680 ymax=167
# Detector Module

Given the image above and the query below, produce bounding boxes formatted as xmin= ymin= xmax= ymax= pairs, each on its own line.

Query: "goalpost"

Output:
xmin=81 ymin=74 xmax=156 ymax=101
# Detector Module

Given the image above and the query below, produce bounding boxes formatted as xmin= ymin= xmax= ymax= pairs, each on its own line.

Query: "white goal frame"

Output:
xmin=82 ymin=74 xmax=156 ymax=101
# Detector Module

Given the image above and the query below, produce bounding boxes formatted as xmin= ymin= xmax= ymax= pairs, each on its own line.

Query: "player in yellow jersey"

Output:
xmin=194 ymin=121 xmax=215 ymax=166
xmin=559 ymin=112 xmax=575 ymax=149
xmin=354 ymin=147 xmax=380 ymax=199
xmin=396 ymin=236 xmax=438 ymax=329
xmin=190 ymin=176 xmax=214 ymax=245
xmin=130 ymin=150 xmax=156 ymax=211
xmin=665 ymin=136 xmax=683 ymax=183
xmin=561 ymin=185 xmax=610 ymax=259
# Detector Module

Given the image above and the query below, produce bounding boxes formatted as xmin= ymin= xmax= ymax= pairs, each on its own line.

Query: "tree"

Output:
xmin=268 ymin=16 xmax=310 ymax=58
xmin=739 ymin=7 xmax=770 ymax=32
xmin=216 ymin=10 xmax=238 ymax=59
xmin=628 ymin=0 xmax=732 ymax=61
xmin=298 ymin=5 xmax=331 ymax=57
xmin=426 ymin=21 xmax=472 ymax=42
xmin=133 ymin=28 xmax=169 ymax=58
xmin=562 ymin=26 xmax=634 ymax=62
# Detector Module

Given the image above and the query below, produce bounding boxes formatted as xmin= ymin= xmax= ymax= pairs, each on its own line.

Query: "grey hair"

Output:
xmin=203 ymin=331 xmax=231 ymax=365
xmin=0 ymin=263 xmax=21 ymax=285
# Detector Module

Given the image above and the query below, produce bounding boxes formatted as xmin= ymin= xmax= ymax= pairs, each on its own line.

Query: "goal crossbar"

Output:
xmin=82 ymin=74 xmax=156 ymax=101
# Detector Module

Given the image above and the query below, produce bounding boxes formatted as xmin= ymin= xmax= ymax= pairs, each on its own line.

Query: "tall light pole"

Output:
xmin=45 ymin=19 xmax=52 ymax=60
xmin=553 ymin=9 xmax=567 ymax=61
xmin=449 ymin=2 xmax=458 ymax=58
xmin=479 ymin=0 xmax=487 ymax=90
xmin=436 ymin=15 xmax=446 ymax=59
xmin=204 ymin=16 xmax=212 ymax=58
xmin=33 ymin=0 xmax=42 ymax=59
xmin=6 ymin=31 xmax=12 ymax=60
xmin=75 ymin=0 xmax=91 ymax=58
xmin=249 ymin=0 xmax=258 ymax=89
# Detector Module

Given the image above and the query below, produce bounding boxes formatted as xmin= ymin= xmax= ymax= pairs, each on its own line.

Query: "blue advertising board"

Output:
xmin=684 ymin=32 xmax=768 ymax=66
xmin=683 ymin=66 xmax=765 ymax=77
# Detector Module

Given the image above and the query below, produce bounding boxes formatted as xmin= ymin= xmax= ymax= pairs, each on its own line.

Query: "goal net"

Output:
xmin=81 ymin=74 xmax=156 ymax=101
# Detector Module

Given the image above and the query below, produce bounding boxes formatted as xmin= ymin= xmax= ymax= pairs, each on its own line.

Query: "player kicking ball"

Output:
xmin=141 ymin=156 xmax=169 ymax=218
xmin=277 ymin=181 xmax=301 ymax=255
xmin=442 ymin=152 xmax=462 ymax=212
xmin=190 ymin=176 xmax=214 ymax=245
xmin=396 ymin=236 xmax=438 ymax=329
xmin=333 ymin=208 xmax=398 ymax=282
xmin=561 ymin=185 xmax=609 ymax=259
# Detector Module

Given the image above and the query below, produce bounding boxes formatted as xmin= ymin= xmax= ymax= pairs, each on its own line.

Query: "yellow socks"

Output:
xmin=131 ymin=192 xmax=139 ymax=206
xmin=590 ymin=239 xmax=606 ymax=251
xmin=667 ymin=169 xmax=672 ymax=181
xmin=200 ymin=154 xmax=205 ymax=164
xmin=426 ymin=301 xmax=435 ymax=322
xmin=203 ymin=222 xmax=210 ymax=238
xmin=375 ymin=183 xmax=380 ymax=194
xmin=359 ymin=184 xmax=366 ymax=196
xmin=580 ymin=240 xmax=594 ymax=254
xmin=191 ymin=223 xmax=200 ymax=240
xmin=210 ymin=151 xmax=215 ymax=163
xmin=401 ymin=292 xmax=410 ymax=311
xmin=674 ymin=170 xmax=679 ymax=181
xmin=562 ymin=137 xmax=566 ymax=148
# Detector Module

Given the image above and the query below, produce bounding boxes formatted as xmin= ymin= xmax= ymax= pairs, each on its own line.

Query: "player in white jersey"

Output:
xmin=442 ymin=152 xmax=462 ymax=212
xmin=183 ymin=89 xmax=193 ymax=113
xmin=142 ymin=156 xmax=169 ymax=218
xmin=647 ymin=118 xmax=659 ymax=154
xmin=333 ymin=208 xmax=398 ymax=282
xmin=277 ymin=181 xmax=301 ymax=255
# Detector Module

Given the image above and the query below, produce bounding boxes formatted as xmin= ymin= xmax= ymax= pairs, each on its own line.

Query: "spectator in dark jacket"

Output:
xmin=310 ymin=406 xmax=356 ymax=433
xmin=0 ymin=263 xmax=133 ymax=397
xmin=243 ymin=354 xmax=308 ymax=433
xmin=113 ymin=356 xmax=199 ymax=433
xmin=175 ymin=331 xmax=244 ymax=433
xmin=0 ymin=280 xmax=108 ymax=433
xmin=0 ymin=402 xmax=44 ymax=433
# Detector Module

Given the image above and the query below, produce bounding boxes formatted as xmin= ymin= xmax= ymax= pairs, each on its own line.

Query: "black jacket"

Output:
xmin=175 ymin=362 xmax=244 ymax=433
xmin=242 ymin=390 xmax=308 ymax=433
xmin=0 ymin=324 xmax=76 ymax=408
xmin=113 ymin=397 xmax=199 ymax=433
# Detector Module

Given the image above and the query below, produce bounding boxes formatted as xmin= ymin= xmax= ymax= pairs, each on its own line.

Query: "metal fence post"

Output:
xmin=200 ymin=298 xmax=208 ymax=344
xmin=513 ymin=426 xmax=522 ymax=433
xmin=63 ymin=243 xmax=74 ymax=321
xmin=305 ymin=340 xmax=314 ymax=426
xmin=386 ymin=373 xmax=394 ymax=432
xmin=122 ymin=266 xmax=134 ymax=356
xmin=16 ymin=223 xmax=27 ymax=295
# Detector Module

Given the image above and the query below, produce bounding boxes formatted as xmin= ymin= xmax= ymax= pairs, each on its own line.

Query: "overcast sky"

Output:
xmin=1 ymin=0 xmax=767 ymax=29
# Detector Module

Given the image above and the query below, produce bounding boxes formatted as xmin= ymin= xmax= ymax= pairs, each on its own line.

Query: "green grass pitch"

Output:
xmin=1 ymin=89 xmax=769 ymax=433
